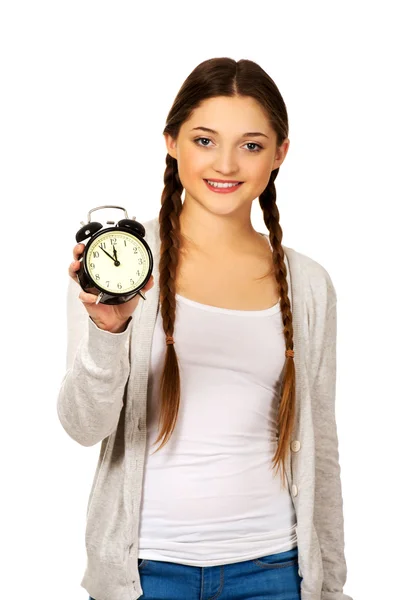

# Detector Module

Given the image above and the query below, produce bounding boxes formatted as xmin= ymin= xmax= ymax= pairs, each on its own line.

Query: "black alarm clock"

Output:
xmin=75 ymin=205 xmax=153 ymax=305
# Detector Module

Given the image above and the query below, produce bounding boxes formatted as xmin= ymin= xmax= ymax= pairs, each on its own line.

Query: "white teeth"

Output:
xmin=206 ymin=180 xmax=240 ymax=188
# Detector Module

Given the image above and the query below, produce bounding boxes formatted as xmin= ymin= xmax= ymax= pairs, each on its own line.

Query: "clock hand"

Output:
xmin=112 ymin=246 xmax=121 ymax=266
xmin=99 ymin=246 xmax=120 ymax=265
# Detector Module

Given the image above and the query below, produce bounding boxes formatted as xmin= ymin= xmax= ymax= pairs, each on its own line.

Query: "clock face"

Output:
xmin=85 ymin=229 xmax=149 ymax=294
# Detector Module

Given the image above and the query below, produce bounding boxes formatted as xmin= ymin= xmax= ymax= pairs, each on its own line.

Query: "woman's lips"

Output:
xmin=204 ymin=180 xmax=244 ymax=194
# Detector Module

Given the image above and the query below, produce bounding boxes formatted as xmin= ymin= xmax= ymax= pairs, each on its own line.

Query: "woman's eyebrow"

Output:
xmin=190 ymin=126 xmax=269 ymax=139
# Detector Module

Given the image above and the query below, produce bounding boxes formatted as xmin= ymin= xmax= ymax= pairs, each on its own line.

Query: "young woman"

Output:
xmin=59 ymin=57 xmax=352 ymax=600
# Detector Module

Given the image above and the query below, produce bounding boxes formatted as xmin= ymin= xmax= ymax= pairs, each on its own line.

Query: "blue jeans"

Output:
xmin=89 ymin=546 xmax=302 ymax=599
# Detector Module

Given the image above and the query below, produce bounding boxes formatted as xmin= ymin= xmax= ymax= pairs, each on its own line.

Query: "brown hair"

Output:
xmin=153 ymin=57 xmax=295 ymax=488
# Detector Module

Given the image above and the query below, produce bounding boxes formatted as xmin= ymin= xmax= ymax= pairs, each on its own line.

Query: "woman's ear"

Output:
xmin=274 ymin=138 xmax=290 ymax=169
xmin=164 ymin=133 xmax=178 ymax=160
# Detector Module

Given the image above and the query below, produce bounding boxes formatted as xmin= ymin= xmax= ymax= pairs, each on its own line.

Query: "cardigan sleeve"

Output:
xmin=56 ymin=277 xmax=133 ymax=447
xmin=311 ymin=297 xmax=353 ymax=600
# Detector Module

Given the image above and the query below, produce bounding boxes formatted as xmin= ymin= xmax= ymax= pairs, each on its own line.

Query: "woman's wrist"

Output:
xmin=90 ymin=317 xmax=130 ymax=333
xmin=108 ymin=321 xmax=129 ymax=333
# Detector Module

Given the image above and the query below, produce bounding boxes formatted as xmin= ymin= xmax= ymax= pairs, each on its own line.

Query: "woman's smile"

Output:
xmin=204 ymin=179 xmax=244 ymax=193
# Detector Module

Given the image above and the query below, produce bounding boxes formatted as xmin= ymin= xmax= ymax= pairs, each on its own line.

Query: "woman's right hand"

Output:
xmin=68 ymin=243 xmax=155 ymax=333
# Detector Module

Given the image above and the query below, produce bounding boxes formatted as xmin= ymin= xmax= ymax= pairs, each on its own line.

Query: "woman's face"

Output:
xmin=164 ymin=95 xmax=289 ymax=215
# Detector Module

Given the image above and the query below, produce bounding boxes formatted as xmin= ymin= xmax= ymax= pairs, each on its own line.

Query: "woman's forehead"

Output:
xmin=182 ymin=97 xmax=272 ymax=135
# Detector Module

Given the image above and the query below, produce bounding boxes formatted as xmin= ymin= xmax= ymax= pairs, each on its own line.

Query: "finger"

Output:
xmin=79 ymin=291 xmax=98 ymax=304
xmin=68 ymin=260 xmax=80 ymax=280
xmin=73 ymin=243 xmax=85 ymax=260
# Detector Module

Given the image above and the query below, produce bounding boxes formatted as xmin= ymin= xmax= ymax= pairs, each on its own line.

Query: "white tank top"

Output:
xmin=138 ymin=253 xmax=297 ymax=566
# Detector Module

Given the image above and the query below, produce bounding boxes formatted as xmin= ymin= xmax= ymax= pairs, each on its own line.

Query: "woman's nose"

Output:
xmin=212 ymin=148 xmax=240 ymax=174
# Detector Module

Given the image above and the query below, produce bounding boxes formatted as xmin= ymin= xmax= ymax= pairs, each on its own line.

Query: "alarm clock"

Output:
xmin=75 ymin=205 xmax=153 ymax=305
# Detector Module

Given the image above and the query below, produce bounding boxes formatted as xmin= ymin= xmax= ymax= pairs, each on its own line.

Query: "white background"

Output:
xmin=1 ymin=2 xmax=398 ymax=599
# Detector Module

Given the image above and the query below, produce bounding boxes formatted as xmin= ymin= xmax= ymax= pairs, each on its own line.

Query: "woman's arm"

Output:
xmin=311 ymin=294 xmax=353 ymax=600
xmin=57 ymin=277 xmax=133 ymax=446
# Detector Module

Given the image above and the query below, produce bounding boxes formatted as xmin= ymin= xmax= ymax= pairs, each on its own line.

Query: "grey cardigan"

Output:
xmin=57 ymin=216 xmax=353 ymax=600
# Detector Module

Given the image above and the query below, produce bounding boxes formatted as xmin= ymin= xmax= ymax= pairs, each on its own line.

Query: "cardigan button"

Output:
xmin=291 ymin=440 xmax=301 ymax=452
xmin=292 ymin=484 xmax=298 ymax=497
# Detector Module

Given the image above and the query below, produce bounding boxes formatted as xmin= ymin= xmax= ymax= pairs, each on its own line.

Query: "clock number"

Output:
xmin=136 ymin=269 xmax=140 ymax=276
xmin=117 ymin=283 xmax=122 ymax=289
xmin=90 ymin=262 xmax=95 ymax=269
xmin=106 ymin=281 xmax=110 ymax=287
xmin=124 ymin=240 xmax=127 ymax=247
xmin=138 ymin=258 xmax=143 ymax=265
xmin=93 ymin=251 xmax=99 ymax=258
xmin=130 ymin=279 xmax=134 ymax=285
xmin=95 ymin=274 xmax=100 ymax=281
xmin=100 ymin=242 xmax=106 ymax=249
xmin=111 ymin=238 xmax=117 ymax=245
xmin=133 ymin=247 xmax=137 ymax=254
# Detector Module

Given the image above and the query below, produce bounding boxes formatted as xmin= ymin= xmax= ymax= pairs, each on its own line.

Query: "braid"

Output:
xmin=151 ymin=154 xmax=183 ymax=453
xmin=259 ymin=168 xmax=296 ymax=487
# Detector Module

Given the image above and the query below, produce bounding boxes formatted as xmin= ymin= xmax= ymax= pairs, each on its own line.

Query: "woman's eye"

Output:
xmin=194 ymin=137 xmax=212 ymax=147
xmin=244 ymin=142 xmax=263 ymax=152
xmin=193 ymin=138 xmax=262 ymax=153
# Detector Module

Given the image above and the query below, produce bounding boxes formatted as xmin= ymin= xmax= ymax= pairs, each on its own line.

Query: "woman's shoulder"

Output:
xmin=283 ymin=245 xmax=337 ymax=308
xmin=142 ymin=216 xmax=159 ymax=237
xmin=142 ymin=216 xmax=160 ymax=248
